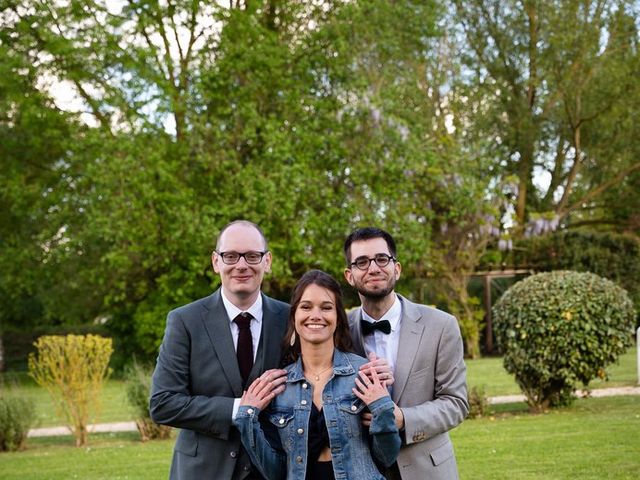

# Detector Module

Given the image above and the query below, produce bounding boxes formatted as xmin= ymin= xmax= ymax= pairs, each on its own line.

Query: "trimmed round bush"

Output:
xmin=493 ymin=270 xmax=635 ymax=410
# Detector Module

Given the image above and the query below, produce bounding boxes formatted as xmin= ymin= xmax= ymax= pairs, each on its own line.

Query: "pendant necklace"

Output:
xmin=306 ymin=364 xmax=333 ymax=381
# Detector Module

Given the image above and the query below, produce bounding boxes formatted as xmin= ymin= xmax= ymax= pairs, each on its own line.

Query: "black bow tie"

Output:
xmin=361 ymin=319 xmax=391 ymax=335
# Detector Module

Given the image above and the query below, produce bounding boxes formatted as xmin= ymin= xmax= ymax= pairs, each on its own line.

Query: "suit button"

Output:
xmin=230 ymin=451 xmax=237 ymax=458
xmin=243 ymin=466 xmax=250 ymax=472
xmin=296 ymin=456 xmax=303 ymax=463
xmin=297 ymin=428 xmax=304 ymax=435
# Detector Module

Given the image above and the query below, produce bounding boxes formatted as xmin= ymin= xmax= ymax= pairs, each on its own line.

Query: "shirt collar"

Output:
xmin=221 ymin=288 xmax=263 ymax=323
xmin=361 ymin=294 xmax=401 ymax=331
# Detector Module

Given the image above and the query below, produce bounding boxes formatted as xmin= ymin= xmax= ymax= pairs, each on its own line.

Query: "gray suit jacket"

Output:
xmin=348 ymin=295 xmax=468 ymax=480
xmin=150 ymin=289 xmax=289 ymax=480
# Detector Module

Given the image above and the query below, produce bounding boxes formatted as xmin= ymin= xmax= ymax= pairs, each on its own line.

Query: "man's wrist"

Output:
xmin=394 ymin=404 xmax=405 ymax=430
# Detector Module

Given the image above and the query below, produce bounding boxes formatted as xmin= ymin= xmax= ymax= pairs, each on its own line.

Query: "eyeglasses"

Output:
xmin=349 ymin=253 xmax=396 ymax=271
xmin=216 ymin=251 xmax=268 ymax=265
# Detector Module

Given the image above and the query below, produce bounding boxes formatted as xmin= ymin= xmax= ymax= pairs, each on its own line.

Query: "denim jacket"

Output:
xmin=234 ymin=350 xmax=400 ymax=480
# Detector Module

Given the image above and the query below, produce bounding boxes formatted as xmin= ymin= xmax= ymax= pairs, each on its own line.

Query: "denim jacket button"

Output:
xmin=301 ymin=399 xmax=308 ymax=405
xmin=350 ymin=405 xmax=357 ymax=411
xmin=247 ymin=408 xmax=254 ymax=415
xmin=279 ymin=418 xmax=285 ymax=425
xmin=297 ymin=428 xmax=304 ymax=435
xmin=296 ymin=456 xmax=303 ymax=463
xmin=302 ymin=383 xmax=308 ymax=389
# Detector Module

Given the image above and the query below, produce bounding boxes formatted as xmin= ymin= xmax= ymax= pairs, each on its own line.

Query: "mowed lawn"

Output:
xmin=0 ymin=347 xmax=637 ymax=478
xmin=0 ymin=396 xmax=637 ymax=479
xmin=453 ymin=395 xmax=640 ymax=479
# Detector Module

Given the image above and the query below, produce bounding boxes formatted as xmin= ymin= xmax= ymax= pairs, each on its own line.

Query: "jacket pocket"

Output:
xmin=429 ymin=441 xmax=454 ymax=466
xmin=175 ymin=430 xmax=198 ymax=457
xmin=338 ymin=395 xmax=366 ymax=437
xmin=267 ymin=408 xmax=295 ymax=429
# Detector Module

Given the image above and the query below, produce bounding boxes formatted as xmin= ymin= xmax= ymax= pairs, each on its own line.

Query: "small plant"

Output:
xmin=28 ymin=334 xmax=113 ymax=446
xmin=467 ymin=385 xmax=490 ymax=419
xmin=493 ymin=271 xmax=635 ymax=411
xmin=0 ymin=395 xmax=36 ymax=451
xmin=124 ymin=360 xmax=172 ymax=441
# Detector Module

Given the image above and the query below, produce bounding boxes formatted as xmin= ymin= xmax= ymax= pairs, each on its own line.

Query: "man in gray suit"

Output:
xmin=150 ymin=220 xmax=289 ymax=479
xmin=343 ymin=227 xmax=469 ymax=480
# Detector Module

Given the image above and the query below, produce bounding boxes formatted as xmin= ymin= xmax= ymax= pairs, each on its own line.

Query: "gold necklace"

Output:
xmin=305 ymin=364 xmax=333 ymax=381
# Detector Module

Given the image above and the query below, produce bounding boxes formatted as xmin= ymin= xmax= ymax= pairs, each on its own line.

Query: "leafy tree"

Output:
xmin=451 ymin=0 xmax=640 ymax=234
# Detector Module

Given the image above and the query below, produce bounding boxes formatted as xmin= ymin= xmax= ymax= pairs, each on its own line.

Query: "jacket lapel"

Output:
xmin=392 ymin=296 xmax=424 ymax=403
xmin=200 ymin=290 xmax=244 ymax=397
xmin=249 ymin=294 xmax=281 ymax=382
xmin=348 ymin=308 xmax=367 ymax=357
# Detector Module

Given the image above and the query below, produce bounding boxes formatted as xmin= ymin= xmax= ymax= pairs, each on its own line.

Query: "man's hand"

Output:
xmin=393 ymin=403 xmax=405 ymax=430
xmin=239 ymin=369 xmax=287 ymax=410
xmin=359 ymin=352 xmax=395 ymax=386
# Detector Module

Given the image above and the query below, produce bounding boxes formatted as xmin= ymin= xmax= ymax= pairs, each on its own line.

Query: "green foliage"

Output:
xmin=451 ymin=0 xmax=640 ymax=233
xmin=124 ymin=361 xmax=171 ymax=441
xmin=28 ymin=335 xmax=113 ymax=446
xmin=513 ymin=230 xmax=640 ymax=311
xmin=4 ymin=0 xmax=636 ymax=369
xmin=0 ymin=396 xmax=36 ymax=452
xmin=466 ymin=385 xmax=490 ymax=419
xmin=492 ymin=271 xmax=635 ymax=410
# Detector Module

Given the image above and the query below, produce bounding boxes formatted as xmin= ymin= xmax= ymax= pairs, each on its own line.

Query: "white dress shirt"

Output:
xmin=361 ymin=294 xmax=402 ymax=374
xmin=221 ymin=288 xmax=263 ymax=362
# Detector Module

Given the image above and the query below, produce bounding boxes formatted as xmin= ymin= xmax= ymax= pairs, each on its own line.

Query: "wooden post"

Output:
xmin=483 ymin=275 xmax=493 ymax=354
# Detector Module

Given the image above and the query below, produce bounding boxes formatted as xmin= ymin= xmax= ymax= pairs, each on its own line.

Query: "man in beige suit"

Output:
xmin=344 ymin=227 xmax=468 ymax=480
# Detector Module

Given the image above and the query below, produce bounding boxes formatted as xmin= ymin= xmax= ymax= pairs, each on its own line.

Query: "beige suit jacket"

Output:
xmin=348 ymin=294 xmax=468 ymax=480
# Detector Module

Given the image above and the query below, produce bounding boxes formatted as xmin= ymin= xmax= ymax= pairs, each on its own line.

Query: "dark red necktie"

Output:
xmin=234 ymin=312 xmax=253 ymax=386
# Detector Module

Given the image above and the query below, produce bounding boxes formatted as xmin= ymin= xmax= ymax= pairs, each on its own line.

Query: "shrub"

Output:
xmin=492 ymin=271 xmax=635 ymax=411
xmin=124 ymin=361 xmax=172 ymax=441
xmin=28 ymin=334 xmax=113 ymax=446
xmin=0 ymin=396 xmax=36 ymax=451
xmin=467 ymin=385 xmax=490 ymax=419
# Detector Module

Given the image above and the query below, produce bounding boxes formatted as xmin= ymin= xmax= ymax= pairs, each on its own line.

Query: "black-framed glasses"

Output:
xmin=349 ymin=253 xmax=396 ymax=271
xmin=216 ymin=251 xmax=268 ymax=265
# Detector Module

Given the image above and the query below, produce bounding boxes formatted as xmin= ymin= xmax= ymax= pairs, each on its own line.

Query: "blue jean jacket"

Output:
xmin=234 ymin=350 xmax=401 ymax=480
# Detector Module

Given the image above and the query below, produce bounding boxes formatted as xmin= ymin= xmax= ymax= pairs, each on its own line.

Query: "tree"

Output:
xmin=2 ymin=0 xmax=496 ymax=362
xmin=451 ymin=0 xmax=640 ymax=235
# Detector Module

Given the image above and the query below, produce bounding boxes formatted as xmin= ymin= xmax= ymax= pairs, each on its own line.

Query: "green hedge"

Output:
xmin=492 ymin=271 xmax=635 ymax=410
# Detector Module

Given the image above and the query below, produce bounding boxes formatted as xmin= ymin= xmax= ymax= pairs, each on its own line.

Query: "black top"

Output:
xmin=306 ymin=403 xmax=334 ymax=480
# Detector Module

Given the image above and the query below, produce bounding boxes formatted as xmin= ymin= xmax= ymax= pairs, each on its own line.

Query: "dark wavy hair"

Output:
xmin=343 ymin=227 xmax=397 ymax=264
xmin=281 ymin=270 xmax=354 ymax=365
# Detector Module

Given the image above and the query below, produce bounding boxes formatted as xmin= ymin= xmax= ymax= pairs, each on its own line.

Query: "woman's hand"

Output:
xmin=239 ymin=369 xmax=287 ymax=410
xmin=359 ymin=352 xmax=394 ymax=386
xmin=352 ymin=367 xmax=389 ymax=406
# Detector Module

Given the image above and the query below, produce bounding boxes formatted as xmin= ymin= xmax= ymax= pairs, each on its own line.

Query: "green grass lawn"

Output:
xmin=453 ymin=395 xmax=640 ymax=479
xmin=0 ymin=432 xmax=174 ymax=479
xmin=0 ymin=396 xmax=637 ymax=479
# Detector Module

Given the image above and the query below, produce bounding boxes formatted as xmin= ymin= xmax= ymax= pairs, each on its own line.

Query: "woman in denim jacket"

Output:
xmin=234 ymin=270 xmax=400 ymax=480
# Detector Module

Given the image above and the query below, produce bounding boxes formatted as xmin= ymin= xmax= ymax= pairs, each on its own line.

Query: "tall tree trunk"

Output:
xmin=0 ymin=333 xmax=4 ymax=372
